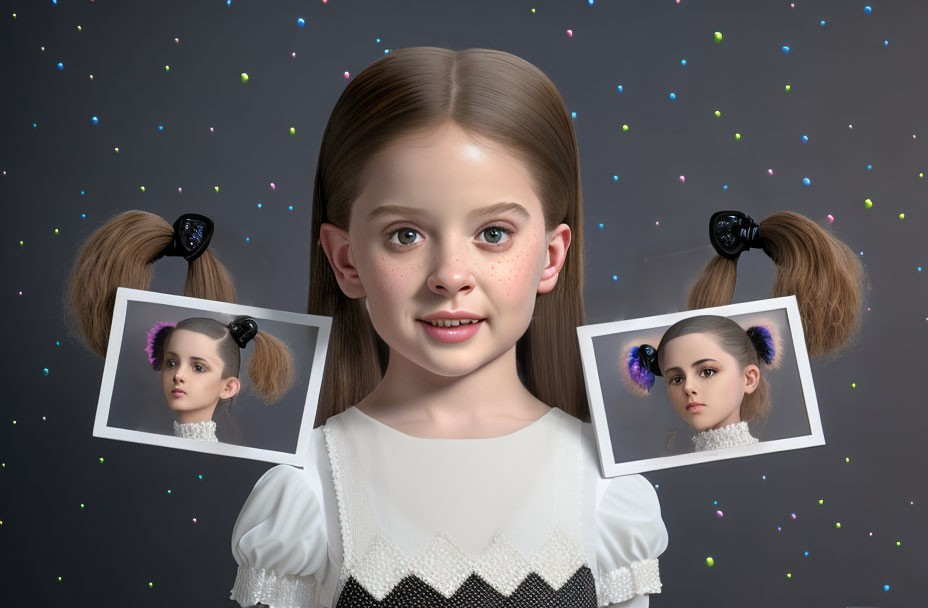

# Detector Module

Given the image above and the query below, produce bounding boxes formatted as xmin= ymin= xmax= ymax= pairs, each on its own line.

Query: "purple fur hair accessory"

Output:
xmin=627 ymin=345 xmax=657 ymax=393
xmin=746 ymin=325 xmax=776 ymax=365
xmin=145 ymin=321 xmax=176 ymax=367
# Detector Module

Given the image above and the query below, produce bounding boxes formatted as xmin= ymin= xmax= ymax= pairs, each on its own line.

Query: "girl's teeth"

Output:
xmin=428 ymin=319 xmax=477 ymax=327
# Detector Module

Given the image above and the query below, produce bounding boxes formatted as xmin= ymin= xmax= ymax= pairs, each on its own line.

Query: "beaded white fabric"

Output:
xmin=173 ymin=420 xmax=218 ymax=442
xmin=692 ymin=421 xmax=758 ymax=452
xmin=597 ymin=559 xmax=661 ymax=605
xmin=230 ymin=565 xmax=316 ymax=608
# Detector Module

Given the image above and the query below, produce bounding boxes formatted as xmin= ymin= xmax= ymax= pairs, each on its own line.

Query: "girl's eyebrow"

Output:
xmin=366 ymin=201 xmax=531 ymax=222
xmin=164 ymin=351 xmax=212 ymax=364
xmin=662 ymin=359 xmax=719 ymax=375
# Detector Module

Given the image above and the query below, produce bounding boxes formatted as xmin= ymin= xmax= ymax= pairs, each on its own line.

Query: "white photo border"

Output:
xmin=93 ymin=287 xmax=331 ymax=466
xmin=577 ymin=296 xmax=823 ymax=477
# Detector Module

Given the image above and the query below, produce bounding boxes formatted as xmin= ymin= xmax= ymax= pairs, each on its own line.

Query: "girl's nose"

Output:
xmin=427 ymin=248 xmax=475 ymax=297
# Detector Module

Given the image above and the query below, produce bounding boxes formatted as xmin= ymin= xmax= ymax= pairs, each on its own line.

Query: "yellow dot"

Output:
xmin=139 ymin=186 xmax=146 ymax=193
xmin=845 ymin=457 xmax=851 ymax=463
xmin=705 ymin=556 xmax=715 ymax=567
xmin=531 ymin=8 xmax=536 ymax=13
xmin=289 ymin=127 xmax=296 ymax=135
xmin=899 ymin=213 xmax=906 ymax=220
xmin=852 ymin=383 xmax=857 ymax=388
xmin=786 ymin=572 xmax=792 ymax=579
xmin=148 ymin=582 xmax=154 ymax=589
xmin=835 ymin=522 xmax=842 ymax=529
xmin=114 ymin=147 xmax=120 ymax=154
xmin=164 ymin=65 xmax=171 ymax=72
xmin=19 ymin=241 xmax=24 ymax=246
xmin=784 ymin=84 xmax=792 ymax=92
xmin=818 ymin=499 xmax=824 ymax=505
xmin=714 ymin=110 xmax=721 ymax=118
xmin=54 ymin=228 xmax=60 ymax=235
xmin=919 ymin=172 xmax=925 ymax=179
xmin=896 ymin=540 xmax=902 ymax=547
xmin=734 ymin=133 xmax=742 ymax=141
xmin=622 ymin=124 xmax=629 ymax=132
xmin=864 ymin=198 xmax=873 ymax=208
xmin=57 ymin=576 xmax=62 ymax=582
xmin=214 ymin=186 xmax=220 ymax=193
xmin=77 ymin=25 xmax=82 ymax=31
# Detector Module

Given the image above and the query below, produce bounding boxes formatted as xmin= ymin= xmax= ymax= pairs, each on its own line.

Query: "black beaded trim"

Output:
xmin=335 ymin=565 xmax=597 ymax=608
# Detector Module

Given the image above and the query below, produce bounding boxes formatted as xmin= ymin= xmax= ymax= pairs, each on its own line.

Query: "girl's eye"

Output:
xmin=388 ymin=227 xmax=422 ymax=246
xmin=668 ymin=376 xmax=683 ymax=385
xmin=478 ymin=225 xmax=511 ymax=245
xmin=164 ymin=359 xmax=177 ymax=368
xmin=699 ymin=368 xmax=718 ymax=378
xmin=194 ymin=363 xmax=207 ymax=373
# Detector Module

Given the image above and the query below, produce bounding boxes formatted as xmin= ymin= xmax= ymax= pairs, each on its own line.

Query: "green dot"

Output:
xmin=835 ymin=522 xmax=842 ymax=529
xmin=818 ymin=499 xmax=824 ymax=506
xmin=899 ymin=213 xmax=906 ymax=220
xmin=98 ymin=457 xmax=105 ymax=464
xmin=621 ymin=124 xmax=629 ymax=132
xmin=714 ymin=110 xmax=721 ymax=118
xmin=845 ymin=457 xmax=851 ymax=463
xmin=734 ymin=132 xmax=741 ymax=141
xmin=784 ymin=84 xmax=791 ymax=92
xmin=139 ymin=186 xmax=146 ymax=193
xmin=214 ymin=186 xmax=220 ymax=193
xmin=289 ymin=127 xmax=296 ymax=136
xmin=896 ymin=540 xmax=902 ymax=547
xmin=705 ymin=556 xmax=715 ymax=567
xmin=148 ymin=581 xmax=154 ymax=589
xmin=80 ymin=503 xmax=85 ymax=509
xmin=713 ymin=31 xmax=723 ymax=43
xmin=786 ymin=572 xmax=792 ymax=579
xmin=851 ymin=382 xmax=857 ymax=388
xmin=164 ymin=65 xmax=170 ymax=72
xmin=864 ymin=198 xmax=873 ymax=209
xmin=240 ymin=72 xmax=249 ymax=84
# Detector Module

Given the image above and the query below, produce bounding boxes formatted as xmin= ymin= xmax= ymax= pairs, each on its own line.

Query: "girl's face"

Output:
xmin=659 ymin=332 xmax=760 ymax=432
xmin=160 ymin=329 xmax=240 ymax=424
xmin=320 ymin=123 xmax=569 ymax=380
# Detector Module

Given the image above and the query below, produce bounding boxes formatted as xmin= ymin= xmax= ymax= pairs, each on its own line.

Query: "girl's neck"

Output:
xmin=356 ymin=347 xmax=550 ymax=439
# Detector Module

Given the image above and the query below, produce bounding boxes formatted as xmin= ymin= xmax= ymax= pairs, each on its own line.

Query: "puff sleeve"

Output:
xmin=230 ymin=464 xmax=329 ymax=608
xmin=595 ymin=474 xmax=668 ymax=608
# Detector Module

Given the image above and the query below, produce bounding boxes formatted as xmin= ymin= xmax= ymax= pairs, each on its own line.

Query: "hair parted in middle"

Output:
xmin=149 ymin=317 xmax=295 ymax=404
xmin=687 ymin=211 xmax=865 ymax=358
xmin=308 ymin=47 xmax=587 ymax=423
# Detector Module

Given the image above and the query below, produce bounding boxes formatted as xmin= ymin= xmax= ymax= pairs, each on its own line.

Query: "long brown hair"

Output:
xmin=309 ymin=47 xmax=587 ymax=423
xmin=67 ymin=210 xmax=237 ymax=358
xmin=687 ymin=211 xmax=864 ymax=357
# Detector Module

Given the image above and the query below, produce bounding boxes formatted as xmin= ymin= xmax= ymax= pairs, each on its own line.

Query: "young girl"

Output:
xmin=230 ymin=48 xmax=667 ymax=608
xmin=147 ymin=317 xmax=295 ymax=442
xmin=625 ymin=315 xmax=778 ymax=452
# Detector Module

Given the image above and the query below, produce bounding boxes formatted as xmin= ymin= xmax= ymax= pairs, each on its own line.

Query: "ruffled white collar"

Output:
xmin=692 ymin=421 xmax=757 ymax=452
xmin=173 ymin=420 xmax=218 ymax=442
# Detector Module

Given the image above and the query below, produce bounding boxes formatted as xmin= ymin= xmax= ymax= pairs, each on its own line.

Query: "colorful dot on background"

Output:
xmin=802 ymin=177 xmax=812 ymax=186
xmin=705 ymin=557 xmax=715 ymax=567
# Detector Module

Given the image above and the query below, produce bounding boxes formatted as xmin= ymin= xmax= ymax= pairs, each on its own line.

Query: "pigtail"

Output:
xmin=246 ymin=331 xmax=296 ymax=404
xmin=687 ymin=211 xmax=864 ymax=357
xmin=145 ymin=321 xmax=176 ymax=369
xmin=621 ymin=344 xmax=661 ymax=397
xmin=67 ymin=210 xmax=237 ymax=358
xmin=739 ymin=323 xmax=781 ymax=422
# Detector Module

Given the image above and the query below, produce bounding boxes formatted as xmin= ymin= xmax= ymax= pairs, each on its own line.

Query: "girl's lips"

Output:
xmin=686 ymin=402 xmax=705 ymax=412
xmin=418 ymin=319 xmax=483 ymax=343
xmin=171 ymin=389 xmax=186 ymax=397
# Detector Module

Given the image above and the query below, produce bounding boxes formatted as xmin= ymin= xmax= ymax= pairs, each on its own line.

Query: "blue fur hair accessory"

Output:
xmin=746 ymin=325 xmax=776 ymax=365
xmin=625 ymin=344 xmax=661 ymax=395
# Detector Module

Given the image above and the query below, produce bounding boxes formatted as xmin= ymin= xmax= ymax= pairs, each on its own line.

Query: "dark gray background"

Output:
xmin=107 ymin=299 xmax=319 ymax=454
xmin=2 ymin=1 xmax=923 ymax=606
xmin=591 ymin=307 xmax=811 ymax=464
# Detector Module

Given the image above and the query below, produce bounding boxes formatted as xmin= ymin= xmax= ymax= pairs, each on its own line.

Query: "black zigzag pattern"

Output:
xmin=335 ymin=565 xmax=597 ymax=608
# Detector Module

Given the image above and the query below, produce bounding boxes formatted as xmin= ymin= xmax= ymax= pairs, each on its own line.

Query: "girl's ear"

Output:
xmin=537 ymin=223 xmax=571 ymax=294
xmin=220 ymin=376 xmax=241 ymax=400
xmin=743 ymin=364 xmax=761 ymax=394
xmin=319 ymin=223 xmax=367 ymax=299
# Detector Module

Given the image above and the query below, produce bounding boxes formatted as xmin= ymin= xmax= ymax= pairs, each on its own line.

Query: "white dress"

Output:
xmin=231 ymin=407 xmax=667 ymax=608
xmin=692 ymin=421 xmax=758 ymax=452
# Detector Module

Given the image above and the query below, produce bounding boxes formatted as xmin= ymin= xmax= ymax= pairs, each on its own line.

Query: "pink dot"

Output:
xmin=291 ymin=52 xmax=296 ymax=59
xmin=343 ymin=71 xmax=350 ymax=79
xmin=209 ymin=127 xmax=214 ymax=133
xmin=791 ymin=513 xmax=798 ymax=520
xmin=826 ymin=214 xmax=835 ymax=224
xmin=715 ymin=510 xmax=724 ymax=518
xmin=767 ymin=169 xmax=774 ymax=175
xmin=679 ymin=175 xmax=686 ymax=183
xmin=177 ymin=187 xmax=183 ymax=193
xmin=270 ymin=182 xmax=276 ymax=190
xmin=567 ymin=29 xmax=573 ymax=37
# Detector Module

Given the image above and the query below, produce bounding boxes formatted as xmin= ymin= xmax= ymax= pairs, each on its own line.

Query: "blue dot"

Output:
xmin=820 ymin=19 xmax=827 ymax=27
xmin=56 ymin=62 xmax=64 ymax=70
xmin=226 ymin=0 xmax=231 ymax=5
xmin=883 ymin=584 xmax=890 ymax=592
xmin=32 ymin=122 xmax=38 ymax=128
xmin=612 ymin=175 xmax=619 ymax=182
xmin=801 ymin=135 xmax=809 ymax=142
xmin=588 ymin=0 xmax=594 ymax=5
xmin=722 ymin=185 xmax=729 ymax=190
xmin=864 ymin=6 xmax=872 ymax=15
xmin=918 ymin=266 xmax=922 ymax=272
xmin=157 ymin=125 xmax=164 ymax=132
xmin=297 ymin=17 xmax=306 ymax=28
xmin=762 ymin=475 xmax=767 ymax=480
xmin=883 ymin=40 xmax=889 ymax=47
xmin=616 ymin=85 xmax=623 ymax=93
xmin=598 ymin=223 xmax=604 ymax=229
xmin=611 ymin=275 xmax=618 ymax=282
xmin=712 ymin=500 xmax=718 ymax=505
xmin=42 ymin=368 xmax=50 ymax=376
xmin=803 ymin=551 xmax=810 ymax=557
xmin=287 ymin=205 xmax=294 ymax=211
xmin=802 ymin=177 xmax=812 ymax=186
xmin=91 ymin=116 xmax=99 ymax=125
xmin=669 ymin=92 xmax=677 ymax=100
xmin=571 ymin=111 xmax=577 ymax=119
xmin=384 ymin=49 xmax=391 ymax=54
xmin=680 ymin=59 xmax=687 ymax=66
xmin=376 ymin=37 xmax=381 ymax=43
xmin=245 ymin=237 xmax=251 ymax=243
xmin=256 ymin=202 xmax=263 ymax=209
xmin=55 ymin=341 xmax=61 ymax=347
xmin=81 ymin=213 xmax=87 ymax=219
xmin=80 ymin=190 xmax=86 ymax=196
xmin=782 ymin=45 xmax=791 ymax=54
